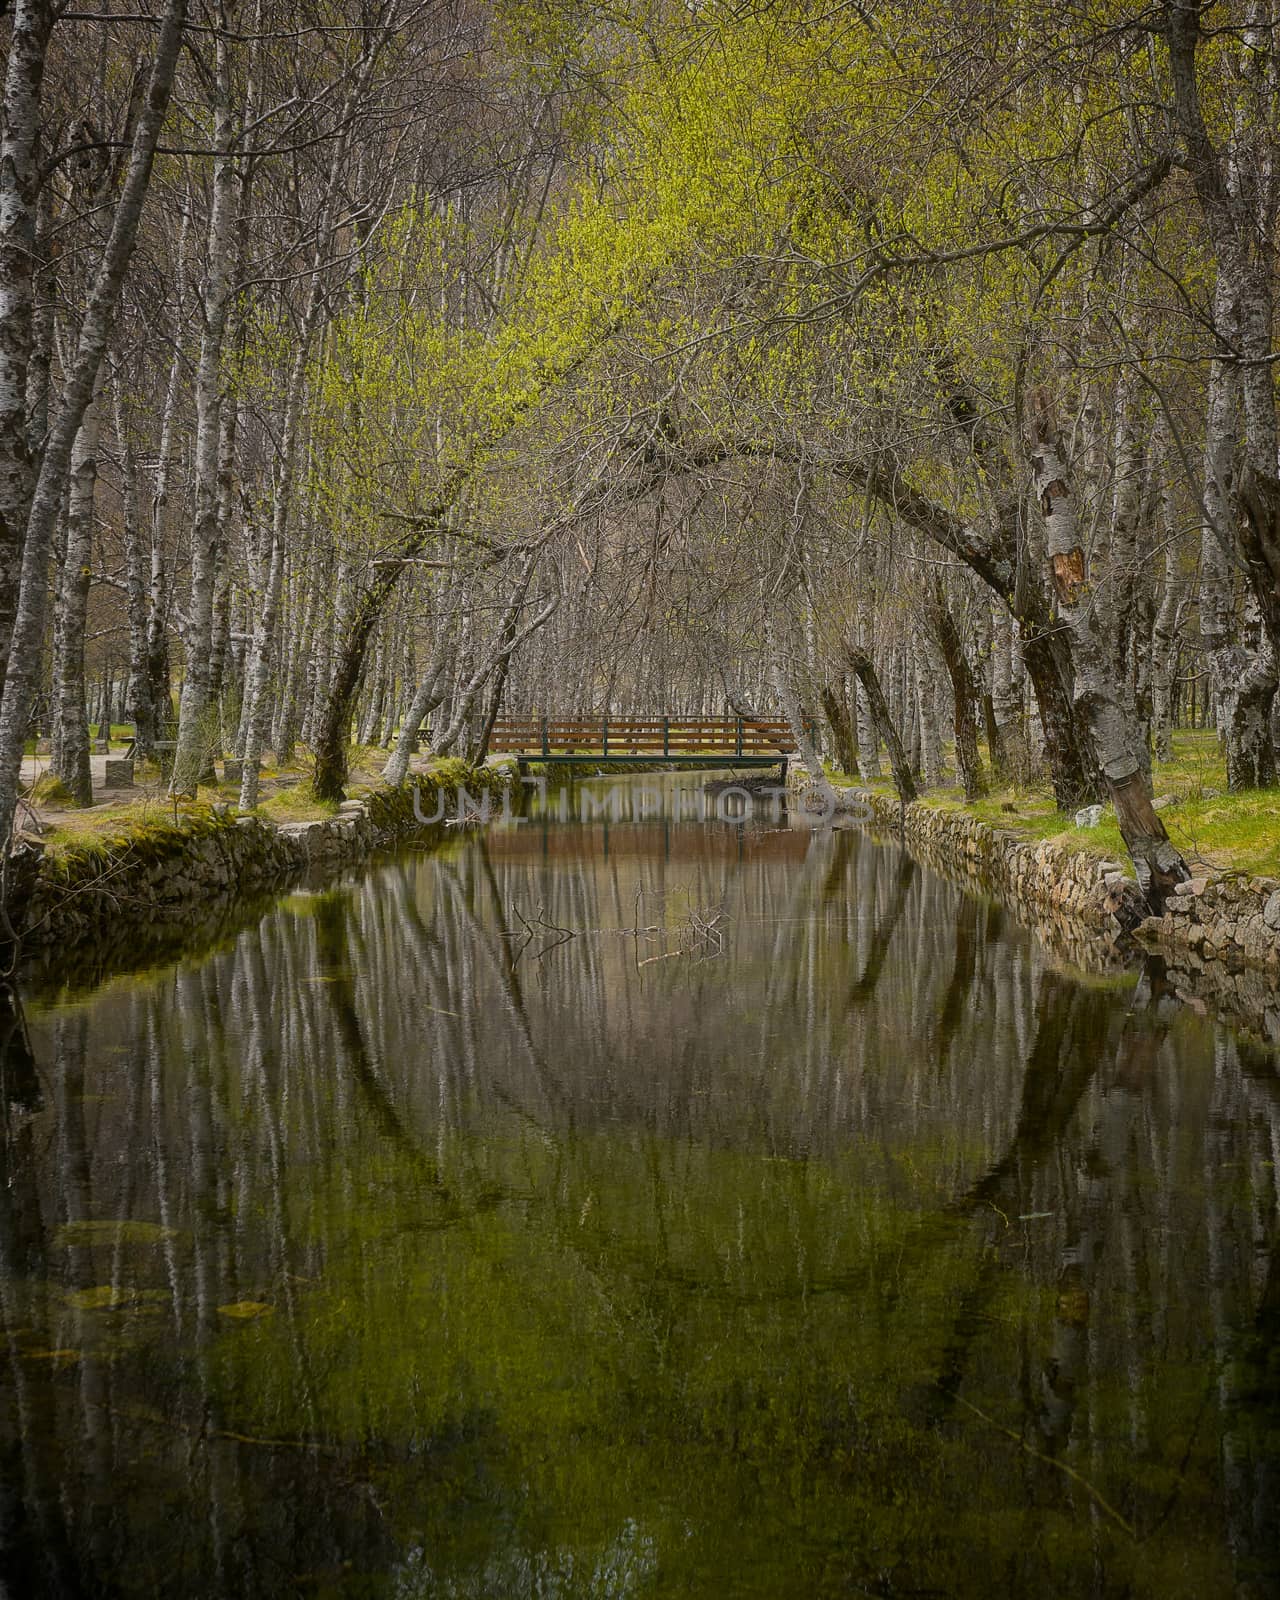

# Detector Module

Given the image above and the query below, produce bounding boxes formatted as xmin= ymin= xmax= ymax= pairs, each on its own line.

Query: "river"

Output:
xmin=2 ymin=777 xmax=1277 ymax=1597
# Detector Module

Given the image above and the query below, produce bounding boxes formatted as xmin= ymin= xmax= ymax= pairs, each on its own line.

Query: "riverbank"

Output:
xmin=788 ymin=767 xmax=1280 ymax=1038
xmin=9 ymin=759 xmax=519 ymax=980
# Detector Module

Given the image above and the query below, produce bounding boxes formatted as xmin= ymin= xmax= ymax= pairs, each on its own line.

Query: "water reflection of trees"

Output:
xmin=0 ymin=822 xmax=1277 ymax=1596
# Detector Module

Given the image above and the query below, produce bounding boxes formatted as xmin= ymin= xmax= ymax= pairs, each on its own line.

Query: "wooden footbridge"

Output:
xmin=490 ymin=717 xmax=800 ymax=773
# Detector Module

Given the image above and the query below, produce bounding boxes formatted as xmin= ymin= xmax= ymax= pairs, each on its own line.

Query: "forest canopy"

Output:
xmin=3 ymin=0 xmax=1280 ymax=910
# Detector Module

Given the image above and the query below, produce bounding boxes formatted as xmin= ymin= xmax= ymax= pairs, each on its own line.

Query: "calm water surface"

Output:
xmin=3 ymin=781 xmax=1278 ymax=1597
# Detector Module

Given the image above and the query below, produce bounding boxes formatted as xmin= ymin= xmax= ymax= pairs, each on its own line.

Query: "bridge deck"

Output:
xmin=490 ymin=717 xmax=798 ymax=766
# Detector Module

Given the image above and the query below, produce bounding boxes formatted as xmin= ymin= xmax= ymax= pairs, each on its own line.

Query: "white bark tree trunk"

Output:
xmin=0 ymin=0 xmax=187 ymax=867
xmin=50 ymin=391 xmax=101 ymax=804
xmin=1027 ymin=391 xmax=1188 ymax=910
xmin=0 ymin=0 xmax=55 ymax=698
xmin=171 ymin=14 xmax=239 ymax=793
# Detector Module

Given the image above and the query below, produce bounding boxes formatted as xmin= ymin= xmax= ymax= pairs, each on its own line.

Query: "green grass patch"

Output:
xmin=256 ymin=784 xmax=339 ymax=823
xmin=39 ymin=803 xmax=237 ymax=875
xmin=823 ymin=729 xmax=1279 ymax=881
xmin=28 ymin=772 xmax=76 ymax=806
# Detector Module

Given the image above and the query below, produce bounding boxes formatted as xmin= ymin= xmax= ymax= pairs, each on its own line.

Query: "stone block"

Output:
xmin=103 ymin=758 xmax=134 ymax=789
xmin=223 ymin=759 xmax=243 ymax=786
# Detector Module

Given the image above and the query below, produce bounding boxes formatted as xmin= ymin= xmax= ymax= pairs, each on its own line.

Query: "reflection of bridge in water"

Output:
xmin=490 ymin=715 xmax=801 ymax=775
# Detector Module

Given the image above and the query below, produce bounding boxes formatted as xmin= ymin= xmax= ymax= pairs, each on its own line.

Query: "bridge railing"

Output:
xmin=489 ymin=717 xmax=800 ymax=758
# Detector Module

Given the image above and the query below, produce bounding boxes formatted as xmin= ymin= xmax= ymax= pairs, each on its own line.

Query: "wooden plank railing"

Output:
xmin=489 ymin=717 xmax=801 ymax=757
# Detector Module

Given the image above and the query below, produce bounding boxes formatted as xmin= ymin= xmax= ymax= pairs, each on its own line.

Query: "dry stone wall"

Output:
xmin=786 ymin=767 xmax=1280 ymax=1014
xmin=12 ymin=761 xmax=520 ymax=965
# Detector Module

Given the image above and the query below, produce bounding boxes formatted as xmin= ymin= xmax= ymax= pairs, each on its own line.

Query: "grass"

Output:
xmin=22 ymin=726 xmax=1274 ymax=885
xmin=257 ymin=784 xmax=340 ymax=822
xmin=28 ymin=772 xmax=75 ymax=805
xmin=19 ymin=745 xmax=488 ymax=855
xmin=827 ymin=729 xmax=1280 ymax=881
xmin=38 ymin=801 xmax=237 ymax=872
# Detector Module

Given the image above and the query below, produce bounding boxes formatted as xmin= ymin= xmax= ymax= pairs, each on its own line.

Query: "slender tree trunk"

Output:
xmin=0 ymin=0 xmax=187 ymax=864
xmin=0 ymin=0 xmax=55 ymax=699
xmin=1020 ymin=628 xmax=1096 ymax=809
xmin=913 ymin=634 xmax=947 ymax=787
xmin=114 ymin=387 xmax=156 ymax=761
xmin=768 ymin=619 xmax=834 ymax=805
xmin=926 ymin=577 xmax=988 ymax=801
xmin=819 ymin=681 xmax=859 ymax=776
xmin=237 ymin=534 xmax=284 ymax=810
xmin=1150 ymin=422 xmax=1185 ymax=763
xmin=719 ymin=656 xmax=759 ymax=718
xmin=855 ymin=682 xmax=881 ymax=778
xmin=1165 ymin=3 xmax=1280 ymax=661
xmin=435 ymin=561 xmax=556 ymax=756
xmin=272 ymin=541 xmax=317 ymax=763
xmin=1199 ymin=283 xmax=1277 ymax=789
xmin=50 ymin=394 xmax=101 ymax=804
xmin=239 ymin=304 xmax=322 ymax=803
xmin=171 ymin=16 xmax=238 ymax=794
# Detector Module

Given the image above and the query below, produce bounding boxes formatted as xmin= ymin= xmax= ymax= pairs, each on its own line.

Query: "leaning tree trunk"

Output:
xmin=1028 ymin=392 xmax=1189 ymax=911
xmin=843 ymin=643 xmax=918 ymax=804
xmin=435 ymin=566 xmax=557 ymax=757
xmin=382 ymin=645 xmax=448 ymax=787
xmin=0 ymin=0 xmax=56 ymax=701
xmin=926 ymin=576 xmax=988 ymax=801
xmin=0 ymin=0 xmax=187 ymax=863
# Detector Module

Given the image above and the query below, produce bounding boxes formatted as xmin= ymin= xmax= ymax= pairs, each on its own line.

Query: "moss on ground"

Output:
xmin=826 ymin=730 xmax=1280 ymax=880
xmin=25 ymin=757 xmax=507 ymax=867
xmin=256 ymin=784 xmax=340 ymax=822
xmin=39 ymin=804 xmax=239 ymax=878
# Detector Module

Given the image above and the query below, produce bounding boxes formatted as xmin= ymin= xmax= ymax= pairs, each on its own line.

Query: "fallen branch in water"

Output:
xmin=502 ymin=900 xmax=577 ymax=969
xmin=942 ymin=1388 xmax=1137 ymax=1538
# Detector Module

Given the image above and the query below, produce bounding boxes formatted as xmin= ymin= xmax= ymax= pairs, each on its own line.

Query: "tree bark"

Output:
xmin=0 ymin=0 xmax=55 ymax=700
xmin=382 ymin=653 xmax=447 ymax=786
xmin=1027 ymin=391 xmax=1189 ymax=910
xmin=1150 ymin=421 xmax=1185 ymax=763
xmin=925 ymin=577 xmax=988 ymax=801
xmin=1199 ymin=280 xmax=1277 ymax=789
xmin=114 ymin=385 xmax=156 ymax=762
xmin=843 ymin=642 xmax=918 ymax=804
xmin=1164 ymin=1 xmax=1280 ymax=662
xmin=819 ymin=680 xmax=859 ymax=777
xmin=50 ymin=393 xmax=101 ymax=804
xmin=236 ymin=531 xmax=284 ymax=810
xmin=0 ymin=0 xmax=187 ymax=864
xmin=171 ymin=14 xmax=239 ymax=794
